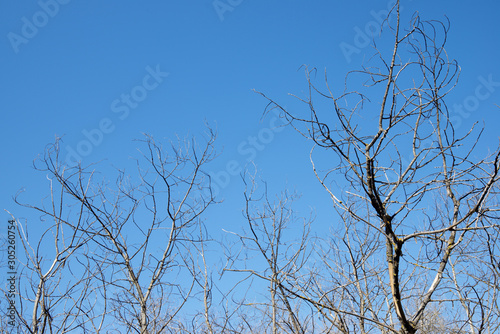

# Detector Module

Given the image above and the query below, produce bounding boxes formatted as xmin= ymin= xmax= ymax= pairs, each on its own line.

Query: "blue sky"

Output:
xmin=1 ymin=0 xmax=500 ymax=244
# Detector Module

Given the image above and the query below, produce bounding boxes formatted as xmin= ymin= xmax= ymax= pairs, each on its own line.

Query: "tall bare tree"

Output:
xmin=255 ymin=1 xmax=500 ymax=333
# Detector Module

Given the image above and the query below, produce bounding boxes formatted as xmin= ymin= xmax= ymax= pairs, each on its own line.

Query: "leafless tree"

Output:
xmin=223 ymin=168 xmax=315 ymax=334
xmin=94 ymin=132 xmax=217 ymax=333
xmin=5 ymin=129 xmax=219 ymax=333
xmin=2 ymin=144 xmax=110 ymax=333
xmin=254 ymin=1 xmax=500 ymax=333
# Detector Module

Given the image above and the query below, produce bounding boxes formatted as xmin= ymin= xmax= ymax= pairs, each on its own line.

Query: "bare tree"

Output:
xmin=255 ymin=1 xmax=500 ymax=333
xmin=6 ymin=129 xmax=219 ymax=334
xmin=1 ymin=143 xmax=109 ymax=333
xmin=94 ymin=132 xmax=217 ymax=333
xmin=224 ymin=169 xmax=314 ymax=334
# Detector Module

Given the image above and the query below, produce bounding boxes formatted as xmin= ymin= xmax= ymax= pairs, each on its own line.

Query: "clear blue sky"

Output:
xmin=1 ymin=0 xmax=500 ymax=238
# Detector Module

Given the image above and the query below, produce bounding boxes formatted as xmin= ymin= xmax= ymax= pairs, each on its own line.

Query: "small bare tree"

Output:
xmin=224 ymin=169 xmax=314 ymax=334
xmin=1 ymin=144 xmax=110 ymax=333
xmin=6 ymin=129 xmax=219 ymax=334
